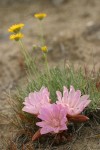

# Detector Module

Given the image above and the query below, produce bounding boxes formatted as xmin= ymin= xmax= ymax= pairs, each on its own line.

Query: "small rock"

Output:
xmin=86 ymin=21 xmax=94 ymax=27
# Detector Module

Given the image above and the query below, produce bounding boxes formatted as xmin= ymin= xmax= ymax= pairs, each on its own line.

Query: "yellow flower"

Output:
xmin=34 ymin=13 xmax=47 ymax=20
xmin=8 ymin=23 xmax=24 ymax=33
xmin=10 ymin=33 xmax=24 ymax=41
xmin=41 ymin=46 xmax=48 ymax=53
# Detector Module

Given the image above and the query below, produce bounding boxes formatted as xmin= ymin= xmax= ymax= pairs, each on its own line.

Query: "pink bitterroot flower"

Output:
xmin=56 ymin=86 xmax=91 ymax=116
xmin=36 ymin=104 xmax=68 ymax=134
xmin=22 ymin=87 xmax=50 ymax=115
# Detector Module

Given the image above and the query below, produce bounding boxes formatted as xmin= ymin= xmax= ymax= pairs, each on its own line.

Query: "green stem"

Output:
xmin=19 ymin=40 xmax=29 ymax=62
xmin=39 ymin=20 xmax=45 ymax=46
xmin=38 ymin=21 xmax=50 ymax=79
xmin=19 ymin=40 xmax=33 ymax=78
xmin=43 ymin=53 xmax=50 ymax=79
xmin=19 ymin=40 xmax=38 ymax=76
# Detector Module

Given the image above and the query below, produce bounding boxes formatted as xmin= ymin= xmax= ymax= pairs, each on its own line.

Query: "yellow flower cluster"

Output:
xmin=8 ymin=23 xmax=24 ymax=41
xmin=10 ymin=33 xmax=24 ymax=41
xmin=34 ymin=13 xmax=47 ymax=20
xmin=41 ymin=46 xmax=48 ymax=53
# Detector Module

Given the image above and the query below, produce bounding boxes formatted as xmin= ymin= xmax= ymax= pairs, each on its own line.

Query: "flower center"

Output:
xmin=65 ymin=103 xmax=74 ymax=109
xmin=52 ymin=119 xmax=60 ymax=127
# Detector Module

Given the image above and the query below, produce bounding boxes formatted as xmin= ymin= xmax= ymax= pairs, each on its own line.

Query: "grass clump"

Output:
xmin=16 ymin=66 xmax=100 ymax=112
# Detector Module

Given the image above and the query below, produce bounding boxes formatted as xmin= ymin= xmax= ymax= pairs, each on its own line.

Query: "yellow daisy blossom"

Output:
xmin=8 ymin=23 xmax=24 ymax=33
xmin=10 ymin=33 xmax=24 ymax=41
xmin=34 ymin=13 xmax=47 ymax=20
xmin=41 ymin=46 xmax=48 ymax=53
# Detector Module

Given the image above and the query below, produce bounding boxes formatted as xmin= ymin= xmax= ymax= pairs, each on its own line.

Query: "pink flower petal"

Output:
xmin=36 ymin=104 xmax=68 ymax=134
xmin=56 ymin=85 xmax=91 ymax=116
xmin=56 ymin=91 xmax=62 ymax=101
xmin=22 ymin=87 xmax=50 ymax=115
xmin=40 ymin=126 xmax=54 ymax=134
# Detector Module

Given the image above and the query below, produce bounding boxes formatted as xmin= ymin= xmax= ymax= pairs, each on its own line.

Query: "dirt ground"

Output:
xmin=0 ymin=0 xmax=100 ymax=149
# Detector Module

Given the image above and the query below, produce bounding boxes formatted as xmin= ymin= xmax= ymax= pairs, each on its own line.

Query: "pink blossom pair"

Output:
xmin=22 ymin=86 xmax=91 ymax=135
